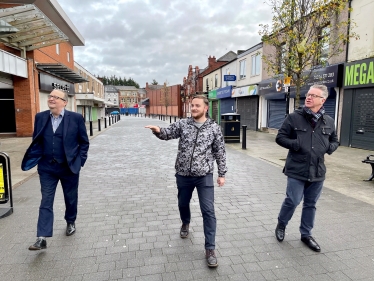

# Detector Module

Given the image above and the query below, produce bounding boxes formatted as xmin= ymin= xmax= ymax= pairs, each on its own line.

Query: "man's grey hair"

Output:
xmin=52 ymin=89 xmax=69 ymax=101
xmin=310 ymin=84 xmax=328 ymax=99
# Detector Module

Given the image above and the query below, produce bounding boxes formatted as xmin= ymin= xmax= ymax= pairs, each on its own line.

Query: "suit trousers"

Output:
xmin=37 ymin=159 xmax=80 ymax=237
xmin=175 ymin=173 xmax=216 ymax=249
xmin=278 ymin=177 xmax=324 ymax=237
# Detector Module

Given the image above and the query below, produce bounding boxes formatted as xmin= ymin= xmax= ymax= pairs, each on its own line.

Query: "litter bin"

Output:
xmin=220 ymin=113 xmax=240 ymax=143
xmin=0 ymin=152 xmax=13 ymax=218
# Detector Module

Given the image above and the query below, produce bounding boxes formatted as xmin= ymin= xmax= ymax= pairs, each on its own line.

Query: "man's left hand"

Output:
xmin=217 ymin=177 xmax=225 ymax=187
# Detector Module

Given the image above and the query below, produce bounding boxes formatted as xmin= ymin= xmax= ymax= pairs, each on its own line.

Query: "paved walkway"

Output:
xmin=1 ymin=116 xmax=374 ymax=281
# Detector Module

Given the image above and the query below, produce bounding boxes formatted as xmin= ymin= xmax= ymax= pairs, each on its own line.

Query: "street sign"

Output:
xmin=224 ymin=75 xmax=236 ymax=81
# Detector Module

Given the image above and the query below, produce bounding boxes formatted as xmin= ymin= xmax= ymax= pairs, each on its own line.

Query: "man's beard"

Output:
xmin=192 ymin=111 xmax=205 ymax=119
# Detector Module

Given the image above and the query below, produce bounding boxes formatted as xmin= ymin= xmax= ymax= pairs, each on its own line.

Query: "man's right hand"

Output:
xmin=145 ymin=125 xmax=160 ymax=133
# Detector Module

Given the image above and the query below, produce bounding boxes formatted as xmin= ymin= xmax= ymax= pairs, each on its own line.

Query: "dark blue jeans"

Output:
xmin=175 ymin=173 xmax=216 ymax=249
xmin=278 ymin=177 xmax=324 ymax=237
xmin=37 ymin=159 xmax=80 ymax=237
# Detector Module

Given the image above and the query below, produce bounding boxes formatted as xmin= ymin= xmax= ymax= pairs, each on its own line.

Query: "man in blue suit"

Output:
xmin=22 ymin=89 xmax=89 ymax=250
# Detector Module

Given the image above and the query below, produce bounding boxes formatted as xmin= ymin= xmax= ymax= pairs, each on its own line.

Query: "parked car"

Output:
xmin=110 ymin=111 xmax=119 ymax=115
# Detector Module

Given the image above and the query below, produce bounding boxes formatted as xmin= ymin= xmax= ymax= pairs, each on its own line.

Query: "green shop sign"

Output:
xmin=344 ymin=58 xmax=374 ymax=88
xmin=208 ymin=89 xmax=217 ymax=99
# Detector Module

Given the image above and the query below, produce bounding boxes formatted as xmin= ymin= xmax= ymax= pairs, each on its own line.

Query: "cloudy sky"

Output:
xmin=58 ymin=0 xmax=272 ymax=87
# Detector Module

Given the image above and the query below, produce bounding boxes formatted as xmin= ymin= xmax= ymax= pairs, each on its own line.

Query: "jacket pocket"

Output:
xmin=285 ymin=153 xmax=309 ymax=177
xmin=317 ymin=157 xmax=326 ymax=177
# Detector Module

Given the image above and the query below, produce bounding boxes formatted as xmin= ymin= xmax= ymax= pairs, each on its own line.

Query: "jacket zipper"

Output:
xmin=188 ymin=121 xmax=207 ymax=174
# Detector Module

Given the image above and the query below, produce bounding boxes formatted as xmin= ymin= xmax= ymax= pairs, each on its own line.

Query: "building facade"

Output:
xmin=0 ymin=1 xmax=86 ymax=137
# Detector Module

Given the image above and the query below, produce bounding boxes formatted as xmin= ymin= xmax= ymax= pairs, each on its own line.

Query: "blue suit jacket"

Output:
xmin=21 ymin=110 xmax=90 ymax=174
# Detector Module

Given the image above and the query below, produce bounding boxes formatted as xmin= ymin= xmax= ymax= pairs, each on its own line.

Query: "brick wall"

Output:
xmin=13 ymin=59 xmax=39 ymax=137
xmin=31 ymin=42 xmax=74 ymax=69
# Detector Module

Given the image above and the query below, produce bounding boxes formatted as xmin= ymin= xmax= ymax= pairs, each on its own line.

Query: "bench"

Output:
xmin=362 ymin=155 xmax=374 ymax=181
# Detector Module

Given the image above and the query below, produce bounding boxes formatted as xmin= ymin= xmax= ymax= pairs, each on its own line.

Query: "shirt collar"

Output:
xmin=50 ymin=109 xmax=65 ymax=118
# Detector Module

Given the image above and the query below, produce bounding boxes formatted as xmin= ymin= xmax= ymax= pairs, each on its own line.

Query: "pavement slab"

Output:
xmin=0 ymin=116 xmax=374 ymax=281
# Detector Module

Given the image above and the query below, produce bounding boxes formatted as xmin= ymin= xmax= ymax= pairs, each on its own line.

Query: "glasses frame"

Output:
xmin=48 ymin=95 xmax=66 ymax=101
xmin=305 ymin=93 xmax=324 ymax=99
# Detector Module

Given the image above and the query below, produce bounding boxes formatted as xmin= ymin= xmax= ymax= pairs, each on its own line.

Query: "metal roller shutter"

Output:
xmin=220 ymin=98 xmax=235 ymax=114
xmin=237 ymin=96 xmax=259 ymax=130
xmin=268 ymin=99 xmax=287 ymax=129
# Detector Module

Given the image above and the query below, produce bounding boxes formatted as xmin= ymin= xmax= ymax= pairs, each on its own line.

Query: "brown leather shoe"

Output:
xmin=206 ymin=249 xmax=218 ymax=267
xmin=28 ymin=238 xmax=47 ymax=250
xmin=180 ymin=223 xmax=189 ymax=238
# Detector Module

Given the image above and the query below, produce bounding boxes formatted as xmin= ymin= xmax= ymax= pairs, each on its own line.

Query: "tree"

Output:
xmin=160 ymin=81 xmax=171 ymax=116
xmin=259 ymin=0 xmax=358 ymax=109
xmin=151 ymin=79 xmax=158 ymax=85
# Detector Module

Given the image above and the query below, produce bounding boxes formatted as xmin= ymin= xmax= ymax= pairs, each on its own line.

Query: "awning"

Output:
xmin=37 ymin=63 xmax=88 ymax=84
xmin=0 ymin=4 xmax=69 ymax=51
xmin=141 ymin=97 xmax=149 ymax=105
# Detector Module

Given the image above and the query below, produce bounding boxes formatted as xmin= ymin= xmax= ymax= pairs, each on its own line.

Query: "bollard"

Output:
xmin=174 ymin=116 xmax=176 ymax=122
xmin=163 ymin=115 xmax=165 ymax=121
xmin=242 ymin=125 xmax=247 ymax=149
xmin=109 ymin=116 xmax=111 ymax=126
xmin=170 ymin=116 xmax=172 ymax=123
xmin=0 ymin=152 xmax=13 ymax=219
xmin=118 ymin=114 xmax=121 ymax=121
xmin=104 ymin=117 xmax=107 ymax=128
xmin=98 ymin=119 xmax=101 ymax=131
xmin=111 ymin=116 xmax=114 ymax=124
xmin=89 ymin=121 xmax=93 ymax=136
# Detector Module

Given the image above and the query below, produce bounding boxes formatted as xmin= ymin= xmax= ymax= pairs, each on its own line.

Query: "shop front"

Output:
xmin=208 ymin=90 xmax=219 ymax=123
xmin=258 ymin=64 xmax=342 ymax=130
xmin=232 ymin=85 xmax=258 ymax=130
xmin=340 ymin=58 xmax=374 ymax=150
xmin=216 ymin=86 xmax=235 ymax=124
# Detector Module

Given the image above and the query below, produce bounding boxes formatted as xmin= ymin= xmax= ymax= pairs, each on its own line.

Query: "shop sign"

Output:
xmin=217 ymin=86 xmax=232 ymax=99
xmin=231 ymin=85 xmax=257 ymax=97
xmin=39 ymin=72 xmax=75 ymax=94
xmin=224 ymin=75 xmax=236 ymax=81
xmin=344 ymin=58 xmax=374 ymax=88
xmin=258 ymin=64 xmax=341 ymax=95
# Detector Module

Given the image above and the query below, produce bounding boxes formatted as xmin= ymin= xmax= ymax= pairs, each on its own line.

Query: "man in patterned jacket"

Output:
xmin=145 ymin=95 xmax=227 ymax=268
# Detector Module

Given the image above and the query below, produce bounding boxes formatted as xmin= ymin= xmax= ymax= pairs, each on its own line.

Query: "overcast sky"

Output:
xmin=58 ymin=0 xmax=272 ymax=87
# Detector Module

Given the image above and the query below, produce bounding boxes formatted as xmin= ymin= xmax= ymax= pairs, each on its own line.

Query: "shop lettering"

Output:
xmin=345 ymin=61 xmax=374 ymax=86
xmin=52 ymin=83 xmax=70 ymax=92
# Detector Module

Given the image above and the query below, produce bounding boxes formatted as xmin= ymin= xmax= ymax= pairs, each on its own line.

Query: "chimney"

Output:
xmin=208 ymin=56 xmax=216 ymax=67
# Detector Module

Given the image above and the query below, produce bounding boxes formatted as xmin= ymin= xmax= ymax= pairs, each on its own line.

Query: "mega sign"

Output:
xmin=344 ymin=58 xmax=374 ymax=88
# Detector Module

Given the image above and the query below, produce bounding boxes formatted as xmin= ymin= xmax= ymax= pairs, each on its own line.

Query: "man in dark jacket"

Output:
xmin=22 ymin=89 xmax=89 ymax=250
xmin=275 ymin=84 xmax=339 ymax=252
xmin=145 ymin=95 xmax=227 ymax=268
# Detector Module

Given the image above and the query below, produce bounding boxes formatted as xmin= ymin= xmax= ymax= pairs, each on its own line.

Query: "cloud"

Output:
xmin=59 ymin=0 xmax=272 ymax=87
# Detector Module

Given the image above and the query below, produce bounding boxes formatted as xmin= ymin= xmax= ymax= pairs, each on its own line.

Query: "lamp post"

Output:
xmin=205 ymin=83 xmax=209 ymax=118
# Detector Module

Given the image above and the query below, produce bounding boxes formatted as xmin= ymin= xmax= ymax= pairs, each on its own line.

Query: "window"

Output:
xmin=318 ymin=26 xmax=330 ymax=65
xmin=56 ymin=44 xmax=59 ymax=55
xmin=67 ymin=52 xmax=70 ymax=62
xmin=215 ymin=74 xmax=218 ymax=87
xmin=239 ymin=60 xmax=246 ymax=79
xmin=206 ymin=78 xmax=209 ymax=89
xmin=251 ymin=54 xmax=261 ymax=76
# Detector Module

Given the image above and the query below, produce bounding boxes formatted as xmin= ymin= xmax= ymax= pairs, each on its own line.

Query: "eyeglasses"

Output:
xmin=48 ymin=95 xmax=66 ymax=101
xmin=305 ymin=93 xmax=324 ymax=99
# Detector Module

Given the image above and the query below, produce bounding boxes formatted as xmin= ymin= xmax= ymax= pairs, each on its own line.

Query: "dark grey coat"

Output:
xmin=276 ymin=108 xmax=339 ymax=182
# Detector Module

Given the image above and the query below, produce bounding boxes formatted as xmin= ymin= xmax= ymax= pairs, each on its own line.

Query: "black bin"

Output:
xmin=221 ymin=113 xmax=240 ymax=143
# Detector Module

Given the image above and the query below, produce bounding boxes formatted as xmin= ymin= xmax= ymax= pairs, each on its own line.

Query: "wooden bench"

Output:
xmin=362 ymin=155 xmax=374 ymax=181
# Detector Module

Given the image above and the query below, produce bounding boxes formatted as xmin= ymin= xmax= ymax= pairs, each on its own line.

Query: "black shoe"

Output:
xmin=301 ymin=236 xmax=321 ymax=252
xmin=29 ymin=238 xmax=47 ymax=250
xmin=180 ymin=223 xmax=189 ymax=238
xmin=66 ymin=223 xmax=76 ymax=236
xmin=206 ymin=249 xmax=218 ymax=268
xmin=275 ymin=223 xmax=285 ymax=242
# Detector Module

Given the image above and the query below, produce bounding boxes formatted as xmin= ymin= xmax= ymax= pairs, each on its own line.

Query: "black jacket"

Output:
xmin=275 ymin=108 xmax=339 ymax=182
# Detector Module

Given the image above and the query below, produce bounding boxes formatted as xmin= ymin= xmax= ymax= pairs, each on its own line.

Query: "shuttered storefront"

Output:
xmin=298 ymin=88 xmax=337 ymax=119
xmin=237 ymin=96 xmax=258 ymax=130
xmin=211 ymin=100 xmax=219 ymax=123
xmin=268 ymin=99 xmax=287 ymax=129
xmin=350 ymin=88 xmax=374 ymax=150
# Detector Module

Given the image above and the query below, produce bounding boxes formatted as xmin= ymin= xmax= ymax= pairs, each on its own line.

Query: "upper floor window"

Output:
xmin=206 ymin=78 xmax=209 ymax=89
xmin=67 ymin=52 xmax=70 ymax=62
xmin=215 ymin=74 xmax=218 ymax=87
xmin=318 ymin=26 xmax=330 ymax=65
xmin=239 ymin=60 xmax=246 ymax=79
xmin=251 ymin=54 xmax=261 ymax=76
xmin=56 ymin=44 xmax=59 ymax=55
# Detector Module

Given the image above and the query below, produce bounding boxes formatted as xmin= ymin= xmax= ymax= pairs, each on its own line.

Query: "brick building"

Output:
xmin=0 ymin=1 xmax=86 ymax=136
xmin=145 ymin=83 xmax=182 ymax=117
